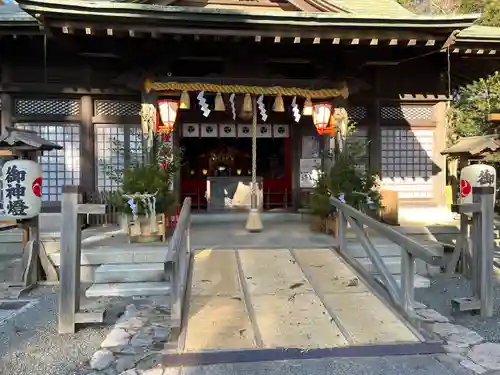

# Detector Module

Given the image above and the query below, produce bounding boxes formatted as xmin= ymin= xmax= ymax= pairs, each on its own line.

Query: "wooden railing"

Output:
xmin=332 ymin=186 xmax=496 ymax=318
xmin=164 ymin=197 xmax=192 ymax=330
xmin=331 ymin=196 xmax=444 ymax=317
xmin=82 ymin=191 xmax=119 ymax=225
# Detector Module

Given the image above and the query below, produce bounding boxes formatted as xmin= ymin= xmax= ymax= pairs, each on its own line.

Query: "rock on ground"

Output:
xmin=468 ymin=343 xmax=500 ymax=370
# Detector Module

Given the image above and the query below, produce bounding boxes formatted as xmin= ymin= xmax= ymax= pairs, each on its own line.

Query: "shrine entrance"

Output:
xmin=180 ymin=123 xmax=292 ymax=211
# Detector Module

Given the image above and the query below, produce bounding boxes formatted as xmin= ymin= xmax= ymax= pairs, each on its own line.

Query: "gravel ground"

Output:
xmin=416 ymin=274 xmax=500 ymax=343
xmin=0 ymin=286 xmax=129 ymax=375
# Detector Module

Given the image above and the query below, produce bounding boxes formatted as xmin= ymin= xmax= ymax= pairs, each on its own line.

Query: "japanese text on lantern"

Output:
xmin=1 ymin=160 xmax=42 ymax=219
xmin=4 ymin=165 xmax=29 ymax=216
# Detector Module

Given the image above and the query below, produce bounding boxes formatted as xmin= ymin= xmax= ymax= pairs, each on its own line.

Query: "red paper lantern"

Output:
xmin=157 ymin=99 xmax=179 ymax=133
xmin=312 ymin=102 xmax=335 ymax=136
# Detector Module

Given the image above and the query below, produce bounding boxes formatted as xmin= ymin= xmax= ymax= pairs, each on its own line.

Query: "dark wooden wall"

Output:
xmin=0 ymin=33 xmax=452 ymax=209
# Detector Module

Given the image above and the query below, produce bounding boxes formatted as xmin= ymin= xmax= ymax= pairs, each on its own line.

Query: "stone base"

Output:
xmin=245 ymin=209 xmax=263 ymax=232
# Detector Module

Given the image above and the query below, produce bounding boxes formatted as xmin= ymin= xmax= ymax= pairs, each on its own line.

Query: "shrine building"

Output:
xmin=0 ymin=0 xmax=499 ymax=212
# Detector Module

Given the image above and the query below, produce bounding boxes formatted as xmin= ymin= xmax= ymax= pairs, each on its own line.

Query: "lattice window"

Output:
xmin=380 ymin=128 xmax=434 ymax=199
xmin=380 ymin=105 xmax=433 ymax=121
xmin=15 ymin=123 xmax=80 ymax=202
xmin=347 ymin=106 xmax=367 ymax=120
xmin=14 ymin=99 xmax=80 ymax=116
xmin=95 ymin=125 xmax=144 ymax=192
xmin=129 ymin=127 xmax=144 ymax=166
xmin=346 ymin=127 xmax=369 ymax=173
xmin=94 ymin=100 xmax=141 ymax=116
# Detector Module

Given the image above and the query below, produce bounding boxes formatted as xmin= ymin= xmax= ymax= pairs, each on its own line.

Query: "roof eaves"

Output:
xmin=16 ymin=0 xmax=480 ymax=29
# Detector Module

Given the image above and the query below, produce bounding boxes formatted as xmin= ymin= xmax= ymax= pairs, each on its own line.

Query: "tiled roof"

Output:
xmin=456 ymin=25 xmax=500 ymax=42
xmin=331 ymin=0 xmax=415 ymax=17
xmin=0 ymin=3 xmax=35 ymax=22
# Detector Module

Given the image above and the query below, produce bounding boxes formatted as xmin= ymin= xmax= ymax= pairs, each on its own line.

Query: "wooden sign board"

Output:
xmin=487 ymin=113 xmax=500 ymax=122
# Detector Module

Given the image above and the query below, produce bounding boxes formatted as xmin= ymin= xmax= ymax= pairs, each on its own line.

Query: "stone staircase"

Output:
xmin=47 ymin=245 xmax=172 ymax=298
xmin=345 ymin=237 xmax=443 ymax=289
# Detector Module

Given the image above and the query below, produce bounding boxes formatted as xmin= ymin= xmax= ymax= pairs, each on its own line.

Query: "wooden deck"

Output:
xmin=179 ymin=248 xmax=419 ymax=353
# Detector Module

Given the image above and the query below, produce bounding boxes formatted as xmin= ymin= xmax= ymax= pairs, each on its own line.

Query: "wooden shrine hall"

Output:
xmin=0 ymin=0 xmax=499 ymax=211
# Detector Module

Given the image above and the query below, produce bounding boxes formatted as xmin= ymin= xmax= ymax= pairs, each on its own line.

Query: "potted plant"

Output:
xmin=102 ymin=133 xmax=182 ymax=242
xmin=309 ymin=171 xmax=334 ymax=232
xmin=308 ymin=121 xmax=381 ymax=236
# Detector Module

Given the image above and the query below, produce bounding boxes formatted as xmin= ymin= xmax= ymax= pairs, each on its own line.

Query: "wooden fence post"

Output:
xmin=58 ymin=185 xmax=106 ymax=334
xmin=58 ymin=186 xmax=82 ymax=334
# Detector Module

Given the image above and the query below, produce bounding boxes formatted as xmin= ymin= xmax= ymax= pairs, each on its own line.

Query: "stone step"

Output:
xmin=346 ymin=243 xmax=403 ymax=258
xmin=85 ymin=281 xmax=171 ymax=298
xmin=346 ymin=239 xmax=444 ymax=259
xmin=356 ymin=256 xmax=402 ymax=275
xmin=49 ymin=247 xmax=166 ymax=266
xmin=0 ymin=231 xmax=23 ymax=256
xmin=356 ymin=256 xmax=441 ymax=278
xmin=376 ymin=274 xmax=431 ymax=289
xmin=94 ymin=263 xmax=165 ymax=283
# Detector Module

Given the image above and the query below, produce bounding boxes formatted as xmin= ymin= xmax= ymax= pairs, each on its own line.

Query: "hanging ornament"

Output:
xmin=291 ymin=96 xmax=301 ymax=123
xmin=144 ymin=78 xmax=152 ymax=94
xmin=214 ymin=92 xmax=225 ymax=111
xmin=312 ymin=102 xmax=335 ymax=136
xmin=242 ymin=93 xmax=252 ymax=113
xmin=157 ymin=99 xmax=179 ymax=133
xmin=197 ymin=91 xmax=210 ymax=118
xmin=273 ymin=93 xmax=285 ymax=112
xmin=303 ymin=97 xmax=313 ymax=116
xmin=257 ymin=95 xmax=268 ymax=122
xmin=180 ymin=91 xmax=190 ymax=110
xmin=229 ymin=93 xmax=236 ymax=120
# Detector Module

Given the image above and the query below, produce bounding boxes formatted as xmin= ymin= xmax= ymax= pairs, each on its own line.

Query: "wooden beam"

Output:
xmin=77 ymin=204 xmax=105 ymax=215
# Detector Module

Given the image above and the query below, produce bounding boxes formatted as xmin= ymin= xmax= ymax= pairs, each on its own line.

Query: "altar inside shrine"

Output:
xmin=206 ymin=176 xmax=263 ymax=211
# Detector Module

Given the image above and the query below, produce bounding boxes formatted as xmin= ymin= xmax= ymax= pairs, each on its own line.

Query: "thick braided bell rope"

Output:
xmin=150 ymin=82 xmax=349 ymax=99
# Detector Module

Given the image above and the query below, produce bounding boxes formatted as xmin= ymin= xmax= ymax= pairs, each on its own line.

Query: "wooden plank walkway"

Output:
xmin=180 ymin=248 xmax=419 ymax=353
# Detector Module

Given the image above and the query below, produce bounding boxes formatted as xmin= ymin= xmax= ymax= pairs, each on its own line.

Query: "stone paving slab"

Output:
xmin=181 ymin=248 xmax=420 ymax=353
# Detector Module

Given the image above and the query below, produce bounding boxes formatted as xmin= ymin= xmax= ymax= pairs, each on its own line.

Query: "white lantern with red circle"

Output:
xmin=1 ymin=159 xmax=42 ymax=219
xmin=460 ymin=164 xmax=496 ymax=214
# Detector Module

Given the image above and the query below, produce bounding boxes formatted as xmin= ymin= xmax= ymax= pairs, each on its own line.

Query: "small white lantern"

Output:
xmin=1 ymin=159 xmax=42 ymax=219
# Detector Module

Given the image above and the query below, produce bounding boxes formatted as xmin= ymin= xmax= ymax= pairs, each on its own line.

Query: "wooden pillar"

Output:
xmin=290 ymin=122 xmax=301 ymax=210
xmin=80 ymin=96 xmax=95 ymax=194
xmin=1 ymin=63 xmax=13 ymax=133
xmin=432 ymin=101 xmax=448 ymax=207
xmin=369 ymin=69 xmax=382 ymax=174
